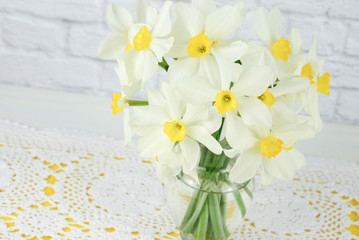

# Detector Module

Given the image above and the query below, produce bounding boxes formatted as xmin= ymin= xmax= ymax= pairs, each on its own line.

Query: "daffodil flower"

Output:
xmin=133 ymin=83 xmax=222 ymax=179
xmin=253 ymin=7 xmax=292 ymax=62
xmin=99 ymin=0 xmax=174 ymax=83
xmin=176 ymin=55 xmax=276 ymax=152
xmin=110 ymin=58 xmax=149 ymax=146
xmin=242 ymin=28 xmax=310 ymax=113
xmin=245 ymin=9 xmax=306 ymax=79
xmin=229 ymin=102 xmax=315 ymax=185
xmin=166 ymin=0 xmax=248 ymax=84
xmin=111 ymin=91 xmax=133 ymax=147
xmin=300 ymin=37 xmax=331 ymax=132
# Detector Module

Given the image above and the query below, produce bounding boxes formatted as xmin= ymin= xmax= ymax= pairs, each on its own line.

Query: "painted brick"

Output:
xmin=0 ymin=0 xmax=102 ymax=22
xmin=326 ymin=55 xmax=359 ymax=89
xmin=101 ymin=62 xmax=121 ymax=93
xmin=69 ymin=25 xmax=108 ymax=59
xmin=345 ymin=22 xmax=359 ymax=56
xmin=3 ymin=14 xmax=66 ymax=52
xmin=0 ymin=0 xmax=358 ymax=125
xmin=0 ymin=10 xmax=4 ymax=48
xmin=337 ymin=90 xmax=359 ymax=121
xmin=258 ymin=0 xmax=329 ymax=16
xmin=328 ymin=0 xmax=359 ymax=20
xmin=0 ymin=53 xmax=101 ymax=90
xmin=289 ymin=18 xmax=348 ymax=55
xmin=319 ymin=88 xmax=339 ymax=120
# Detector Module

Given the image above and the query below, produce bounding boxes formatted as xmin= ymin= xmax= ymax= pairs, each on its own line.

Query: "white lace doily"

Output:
xmin=0 ymin=119 xmax=358 ymax=240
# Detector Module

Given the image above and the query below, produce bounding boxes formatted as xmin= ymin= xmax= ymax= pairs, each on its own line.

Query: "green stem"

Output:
xmin=195 ymin=199 xmax=209 ymax=240
xmin=206 ymin=217 xmax=213 ymax=239
xmin=180 ymin=117 xmax=232 ymax=239
xmin=219 ymin=192 xmax=230 ymax=236
xmin=199 ymin=145 xmax=208 ymax=166
xmin=208 ymin=193 xmax=225 ymax=239
xmin=180 ymin=189 xmax=202 ymax=229
xmin=125 ymin=100 xmax=149 ymax=106
xmin=244 ymin=185 xmax=253 ymax=199
xmin=182 ymin=192 xmax=208 ymax=232
xmin=224 ymin=178 xmax=247 ymax=217
xmin=158 ymin=57 xmax=169 ymax=71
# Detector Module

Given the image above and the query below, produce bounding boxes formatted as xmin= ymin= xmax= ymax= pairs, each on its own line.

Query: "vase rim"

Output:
xmin=176 ymin=172 xmax=254 ymax=194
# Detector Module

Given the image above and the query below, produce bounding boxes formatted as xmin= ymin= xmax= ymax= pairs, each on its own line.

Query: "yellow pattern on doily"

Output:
xmin=1 ymin=120 xmax=359 ymax=239
xmin=0 ymin=121 xmax=179 ymax=240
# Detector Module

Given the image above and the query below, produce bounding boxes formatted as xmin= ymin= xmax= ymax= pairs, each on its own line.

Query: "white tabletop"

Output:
xmin=1 ymin=119 xmax=358 ymax=239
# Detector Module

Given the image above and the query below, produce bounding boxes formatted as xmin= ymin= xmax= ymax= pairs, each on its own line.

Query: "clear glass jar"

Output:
xmin=165 ymin=168 xmax=255 ymax=240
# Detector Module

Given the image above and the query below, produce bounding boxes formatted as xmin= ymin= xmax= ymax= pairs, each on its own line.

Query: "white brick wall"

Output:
xmin=0 ymin=0 xmax=358 ymax=125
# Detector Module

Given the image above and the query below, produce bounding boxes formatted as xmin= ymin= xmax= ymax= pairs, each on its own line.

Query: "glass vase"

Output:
xmin=164 ymin=145 xmax=255 ymax=240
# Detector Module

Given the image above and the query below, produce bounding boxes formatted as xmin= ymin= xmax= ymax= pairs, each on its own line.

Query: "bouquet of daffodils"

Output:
xmin=99 ymin=0 xmax=330 ymax=239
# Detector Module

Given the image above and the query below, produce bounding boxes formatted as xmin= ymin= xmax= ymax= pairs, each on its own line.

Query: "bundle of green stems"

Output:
xmin=179 ymin=119 xmax=253 ymax=240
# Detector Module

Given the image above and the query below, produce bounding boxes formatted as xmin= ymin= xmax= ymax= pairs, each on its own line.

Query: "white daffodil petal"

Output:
xmin=289 ymin=28 xmax=304 ymax=56
xmin=158 ymin=150 xmax=184 ymax=169
xmin=151 ymin=1 xmax=172 ymax=37
xmin=261 ymin=167 xmax=275 ymax=185
xmin=115 ymin=60 xmax=130 ymax=86
xmin=146 ymin=6 xmax=158 ymax=27
xmin=165 ymin=44 xmax=188 ymax=58
xmin=150 ymin=37 xmax=174 ymax=61
xmin=122 ymin=83 xmax=142 ymax=98
xmin=213 ymin=53 xmax=242 ymax=89
xmin=142 ymin=50 xmax=159 ymax=84
xmin=224 ymin=148 xmax=239 ymax=158
xmin=182 ymin=104 xmax=209 ymax=125
xmin=107 ymin=3 xmax=133 ymax=32
xmin=253 ymin=7 xmax=273 ymax=46
xmin=167 ymin=58 xmax=199 ymax=86
xmin=275 ymin=120 xmax=315 ymax=146
xmin=204 ymin=106 xmax=222 ymax=134
xmin=192 ymin=0 xmax=217 ymax=17
xmin=176 ymin=3 xmax=204 ymax=37
xmin=123 ymin=109 xmax=133 ymax=147
xmin=187 ymin=168 xmax=200 ymax=184
xmin=270 ymin=77 xmax=309 ymax=97
xmin=198 ymin=55 xmax=222 ymax=89
xmin=137 ymin=130 xmax=173 ymax=158
xmin=238 ymin=97 xmax=272 ymax=128
xmin=176 ymin=75 xmax=216 ymax=106
xmin=205 ymin=3 xmax=247 ymax=40
xmin=187 ymin=125 xmax=222 ymax=155
xmin=156 ymin=163 xmax=181 ymax=182
xmin=262 ymin=150 xmax=297 ymax=180
xmin=241 ymin=43 xmax=278 ymax=79
xmin=116 ymin=58 xmax=142 ymax=95
xmin=269 ymin=7 xmax=281 ymax=43
xmin=98 ymin=32 xmax=128 ymax=60
xmin=181 ymin=136 xmax=200 ymax=174
xmin=229 ymin=147 xmax=261 ymax=184
xmin=214 ymin=40 xmax=248 ymax=63
xmin=232 ymin=65 xmax=275 ymax=97
xmin=146 ymin=88 xmax=166 ymax=106
xmin=305 ymin=87 xmax=323 ymax=132
xmin=133 ymin=106 xmax=171 ymax=129
xmin=161 ymin=82 xmax=186 ymax=119
xmin=308 ymin=36 xmax=318 ymax=63
xmin=225 ymin=111 xmax=257 ymax=151
xmin=270 ymin=101 xmax=298 ymax=129
xmin=136 ymin=0 xmax=149 ymax=23
xmin=288 ymin=148 xmax=306 ymax=170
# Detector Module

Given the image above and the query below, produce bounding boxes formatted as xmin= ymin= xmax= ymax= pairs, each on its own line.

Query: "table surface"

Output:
xmin=1 ymin=119 xmax=359 ymax=240
xmin=1 ymin=84 xmax=359 ymax=240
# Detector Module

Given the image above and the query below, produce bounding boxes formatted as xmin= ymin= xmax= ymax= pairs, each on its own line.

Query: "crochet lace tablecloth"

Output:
xmin=0 ymin=119 xmax=359 ymax=240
